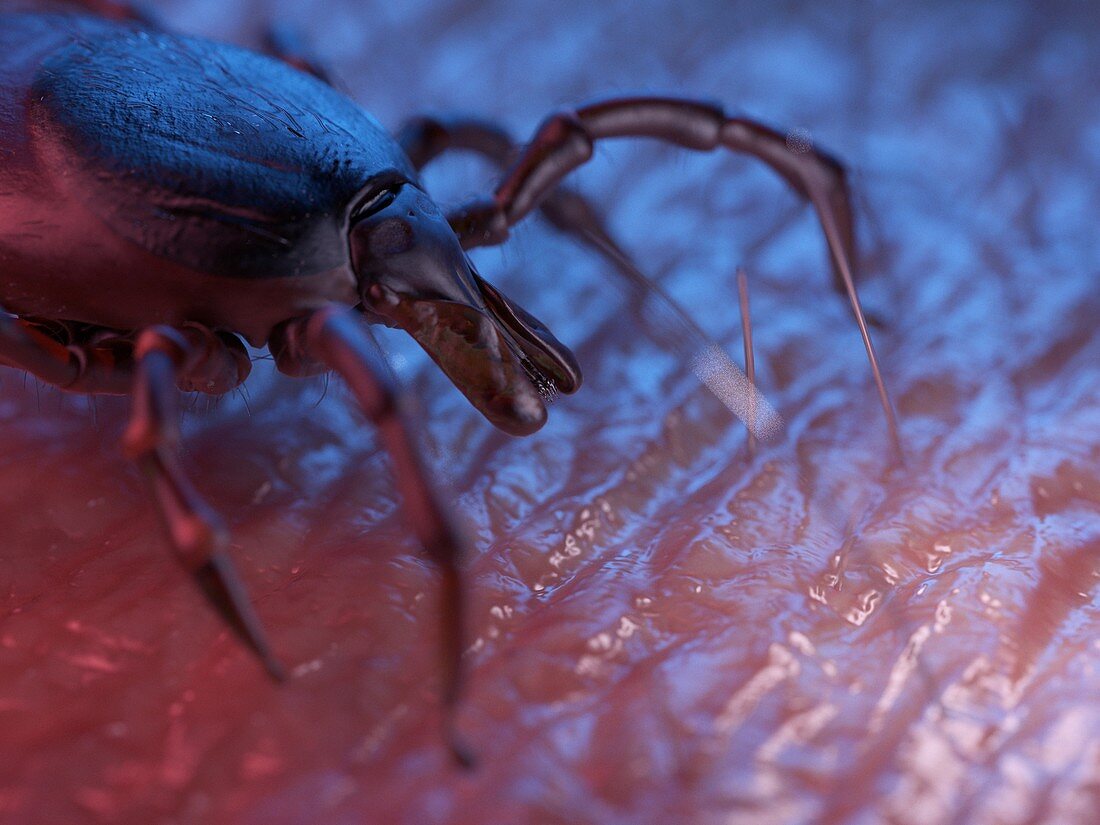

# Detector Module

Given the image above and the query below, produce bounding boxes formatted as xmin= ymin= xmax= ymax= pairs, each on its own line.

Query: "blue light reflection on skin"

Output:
xmin=4 ymin=0 xmax=1098 ymax=821
xmin=199 ymin=0 xmax=1097 ymax=757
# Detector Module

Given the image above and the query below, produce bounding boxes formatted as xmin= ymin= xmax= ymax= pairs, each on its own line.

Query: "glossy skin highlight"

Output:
xmin=1 ymin=0 xmax=906 ymax=797
xmin=4 ymin=0 xmax=1097 ymax=822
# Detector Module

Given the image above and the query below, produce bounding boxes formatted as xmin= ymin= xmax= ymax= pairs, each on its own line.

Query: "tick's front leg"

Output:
xmin=275 ymin=307 xmax=474 ymax=767
xmin=444 ymin=98 xmax=901 ymax=458
xmin=397 ymin=114 xmax=635 ymax=272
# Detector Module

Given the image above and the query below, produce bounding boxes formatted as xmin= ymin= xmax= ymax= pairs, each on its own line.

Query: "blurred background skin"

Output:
xmin=1 ymin=0 xmax=1099 ymax=822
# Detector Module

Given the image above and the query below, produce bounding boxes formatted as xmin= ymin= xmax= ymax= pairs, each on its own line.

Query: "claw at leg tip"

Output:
xmin=194 ymin=553 xmax=284 ymax=682
xmin=263 ymin=653 xmax=289 ymax=683
xmin=448 ymin=728 xmax=477 ymax=771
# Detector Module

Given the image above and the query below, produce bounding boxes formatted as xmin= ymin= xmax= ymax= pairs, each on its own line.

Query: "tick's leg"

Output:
xmin=0 ymin=316 xmax=267 ymax=664
xmin=121 ymin=326 xmax=283 ymax=680
xmin=447 ymin=98 xmax=901 ymax=458
xmin=398 ymin=115 xmax=769 ymax=431
xmin=55 ymin=0 xmax=156 ymax=24
xmin=398 ymin=116 xmax=515 ymax=170
xmin=398 ymin=116 xmax=634 ymax=273
xmin=261 ymin=25 xmax=335 ymax=85
xmin=449 ymin=100 xmax=857 ymax=296
xmin=274 ymin=307 xmax=473 ymax=766
xmin=58 ymin=0 xmax=327 ymax=85
xmin=171 ymin=323 xmax=252 ymax=395
xmin=0 ymin=313 xmax=132 ymax=393
xmin=0 ymin=316 xmax=250 ymax=396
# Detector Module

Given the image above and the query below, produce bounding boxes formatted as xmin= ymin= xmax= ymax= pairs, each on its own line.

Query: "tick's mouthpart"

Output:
xmin=472 ymin=274 xmax=581 ymax=398
xmin=361 ymin=281 xmax=579 ymax=436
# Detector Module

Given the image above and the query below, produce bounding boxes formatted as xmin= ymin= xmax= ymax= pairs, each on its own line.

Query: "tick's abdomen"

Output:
xmin=0 ymin=11 xmax=413 ymax=343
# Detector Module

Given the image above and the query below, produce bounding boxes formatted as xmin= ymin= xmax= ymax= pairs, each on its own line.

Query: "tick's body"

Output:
xmin=0 ymin=2 xmax=898 ymax=764
xmin=1 ymin=11 xmax=404 ymax=343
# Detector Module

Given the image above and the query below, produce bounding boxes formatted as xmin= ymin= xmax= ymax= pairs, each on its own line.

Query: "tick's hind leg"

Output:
xmin=122 ymin=326 xmax=282 ymax=680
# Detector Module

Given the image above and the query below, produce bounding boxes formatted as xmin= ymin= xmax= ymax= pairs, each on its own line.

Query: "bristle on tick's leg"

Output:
xmin=737 ymin=267 xmax=758 ymax=459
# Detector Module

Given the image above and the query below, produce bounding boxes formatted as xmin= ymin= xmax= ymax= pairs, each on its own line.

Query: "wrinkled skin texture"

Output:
xmin=2 ymin=1 xmax=1099 ymax=823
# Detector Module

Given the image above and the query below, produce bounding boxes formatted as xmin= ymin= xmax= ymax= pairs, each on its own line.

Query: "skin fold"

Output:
xmin=1 ymin=1 xmax=1098 ymax=823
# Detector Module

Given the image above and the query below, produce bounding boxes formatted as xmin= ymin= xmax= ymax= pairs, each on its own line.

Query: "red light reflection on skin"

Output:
xmin=2 ymin=0 xmax=1099 ymax=823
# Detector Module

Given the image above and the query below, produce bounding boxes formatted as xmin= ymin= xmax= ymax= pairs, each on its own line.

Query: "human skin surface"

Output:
xmin=1 ymin=0 xmax=1098 ymax=823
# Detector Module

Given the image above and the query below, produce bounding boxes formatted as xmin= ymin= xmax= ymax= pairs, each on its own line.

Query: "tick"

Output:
xmin=0 ymin=0 xmax=897 ymax=761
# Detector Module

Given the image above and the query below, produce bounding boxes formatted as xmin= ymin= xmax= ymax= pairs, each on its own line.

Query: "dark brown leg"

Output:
xmin=737 ymin=267 xmax=758 ymax=459
xmin=0 ymin=315 xmax=250 ymax=396
xmin=0 ymin=313 xmax=83 ymax=388
xmin=55 ymin=0 xmax=156 ymax=24
xmin=0 ymin=314 xmax=272 ymax=668
xmin=121 ymin=326 xmax=283 ymax=680
xmin=61 ymin=0 xmax=331 ymax=86
xmin=261 ymin=24 xmax=335 ymax=85
xmin=170 ymin=322 xmax=252 ymax=395
xmin=275 ymin=307 xmax=473 ymax=767
xmin=397 ymin=115 xmax=634 ymax=272
xmin=446 ymin=98 xmax=901 ymax=458
xmin=0 ymin=313 xmax=132 ymax=393
xmin=397 ymin=116 xmax=516 ymax=170
xmin=397 ymin=115 xmax=783 ymax=444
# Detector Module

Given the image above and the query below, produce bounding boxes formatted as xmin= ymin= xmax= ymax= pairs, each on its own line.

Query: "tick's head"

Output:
xmin=348 ymin=179 xmax=581 ymax=435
